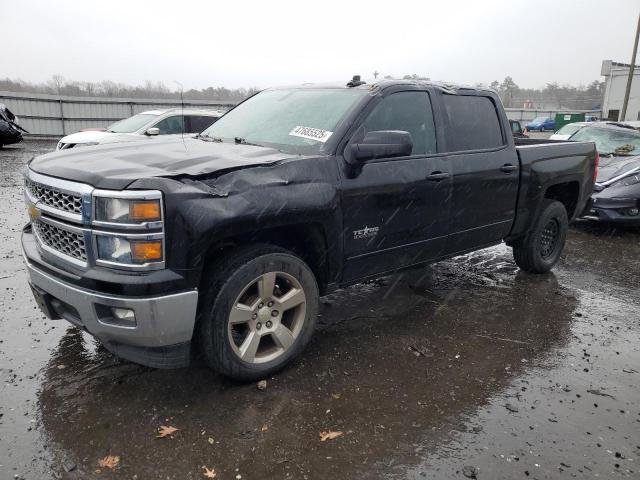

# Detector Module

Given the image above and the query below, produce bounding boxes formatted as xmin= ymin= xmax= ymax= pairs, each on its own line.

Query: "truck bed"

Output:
xmin=506 ymin=138 xmax=597 ymax=242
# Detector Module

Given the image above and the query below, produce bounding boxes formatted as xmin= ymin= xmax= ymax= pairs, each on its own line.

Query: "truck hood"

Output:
xmin=596 ymin=154 xmax=640 ymax=185
xmin=29 ymin=137 xmax=297 ymax=189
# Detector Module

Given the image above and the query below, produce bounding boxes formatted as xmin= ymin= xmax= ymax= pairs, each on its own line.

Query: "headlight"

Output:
xmin=614 ymin=174 xmax=640 ymax=187
xmin=94 ymin=195 xmax=162 ymax=224
xmin=96 ymin=235 xmax=163 ymax=265
xmin=92 ymin=190 xmax=165 ymax=270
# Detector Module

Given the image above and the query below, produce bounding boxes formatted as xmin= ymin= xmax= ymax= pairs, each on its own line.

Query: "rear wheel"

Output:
xmin=512 ymin=200 xmax=568 ymax=273
xmin=197 ymin=244 xmax=319 ymax=381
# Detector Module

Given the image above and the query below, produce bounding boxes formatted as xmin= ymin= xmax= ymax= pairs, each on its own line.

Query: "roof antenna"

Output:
xmin=174 ymin=80 xmax=186 ymax=147
xmin=346 ymin=75 xmax=366 ymax=87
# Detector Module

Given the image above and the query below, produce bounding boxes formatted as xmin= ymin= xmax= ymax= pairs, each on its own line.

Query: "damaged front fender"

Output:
xmin=128 ymin=156 xmax=344 ymax=287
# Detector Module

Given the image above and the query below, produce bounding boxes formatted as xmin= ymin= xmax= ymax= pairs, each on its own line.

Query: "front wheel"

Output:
xmin=512 ymin=200 xmax=568 ymax=273
xmin=197 ymin=244 xmax=319 ymax=381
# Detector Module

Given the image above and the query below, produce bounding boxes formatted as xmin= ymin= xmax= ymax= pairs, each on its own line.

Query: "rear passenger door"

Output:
xmin=438 ymin=92 xmax=519 ymax=254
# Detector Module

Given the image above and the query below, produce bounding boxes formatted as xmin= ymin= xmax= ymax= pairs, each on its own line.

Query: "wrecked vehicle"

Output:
xmin=573 ymin=122 xmax=640 ymax=224
xmin=22 ymin=79 xmax=597 ymax=380
xmin=0 ymin=103 xmax=28 ymax=148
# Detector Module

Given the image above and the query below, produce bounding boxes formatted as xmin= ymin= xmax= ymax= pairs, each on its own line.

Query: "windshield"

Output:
xmin=570 ymin=126 xmax=640 ymax=155
xmin=556 ymin=123 xmax=584 ymax=136
xmin=532 ymin=117 xmax=547 ymax=123
xmin=108 ymin=114 xmax=158 ymax=133
xmin=200 ymin=88 xmax=368 ymax=154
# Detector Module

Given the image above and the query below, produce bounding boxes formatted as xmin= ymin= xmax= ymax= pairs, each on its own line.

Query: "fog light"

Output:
xmin=111 ymin=307 xmax=136 ymax=324
xmin=628 ymin=207 xmax=639 ymax=216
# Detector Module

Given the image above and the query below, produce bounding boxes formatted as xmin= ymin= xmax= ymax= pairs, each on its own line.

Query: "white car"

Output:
xmin=549 ymin=122 xmax=588 ymax=141
xmin=56 ymin=108 xmax=224 ymax=150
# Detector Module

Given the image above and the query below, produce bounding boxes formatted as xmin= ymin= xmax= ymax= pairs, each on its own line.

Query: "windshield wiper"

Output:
xmin=234 ymin=137 xmax=263 ymax=147
xmin=195 ymin=133 xmax=223 ymax=142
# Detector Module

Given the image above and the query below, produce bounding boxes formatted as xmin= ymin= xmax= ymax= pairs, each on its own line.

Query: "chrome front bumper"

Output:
xmin=25 ymin=257 xmax=198 ymax=349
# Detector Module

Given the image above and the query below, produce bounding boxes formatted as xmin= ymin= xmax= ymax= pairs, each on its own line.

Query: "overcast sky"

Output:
xmin=4 ymin=0 xmax=639 ymax=90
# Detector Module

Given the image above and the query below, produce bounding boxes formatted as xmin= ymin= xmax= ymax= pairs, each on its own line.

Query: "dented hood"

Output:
xmin=29 ymin=137 xmax=296 ymax=189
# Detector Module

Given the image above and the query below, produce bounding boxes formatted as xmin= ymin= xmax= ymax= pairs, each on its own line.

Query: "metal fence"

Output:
xmin=0 ymin=91 xmax=237 ymax=137
xmin=1 ymin=90 xmax=604 ymax=138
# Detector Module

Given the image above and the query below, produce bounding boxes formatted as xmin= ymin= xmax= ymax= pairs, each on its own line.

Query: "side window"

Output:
xmin=511 ymin=121 xmax=521 ymax=134
xmin=185 ymin=115 xmax=217 ymax=133
xmin=360 ymin=91 xmax=437 ymax=156
xmin=153 ymin=115 xmax=184 ymax=134
xmin=442 ymin=94 xmax=504 ymax=151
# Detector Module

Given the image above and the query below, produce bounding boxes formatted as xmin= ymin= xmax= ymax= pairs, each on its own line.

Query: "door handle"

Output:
xmin=426 ymin=171 xmax=450 ymax=181
xmin=500 ymin=164 xmax=518 ymax=173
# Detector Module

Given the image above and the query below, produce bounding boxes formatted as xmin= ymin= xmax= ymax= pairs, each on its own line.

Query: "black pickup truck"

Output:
xmin=22 ymin=79 xmax=597 ymax=380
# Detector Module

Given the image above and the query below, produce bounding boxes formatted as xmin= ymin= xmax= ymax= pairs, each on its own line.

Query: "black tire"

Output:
xmin=197 ymin=244 xmax=319 ymax=381
xmin=512 ymin=200 xmax=568 ymax=274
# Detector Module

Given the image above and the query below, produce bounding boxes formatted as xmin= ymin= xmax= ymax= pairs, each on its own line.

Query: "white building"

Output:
xmin=601 ymin=60 xmax=640 ymax=121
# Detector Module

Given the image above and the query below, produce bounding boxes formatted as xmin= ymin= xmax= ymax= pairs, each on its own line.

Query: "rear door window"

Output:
xmin=360 ymin=91 xmax=437 ymax=156
xmin=185 ymin=115 xmax=217 ymax=133
xmin=442 ymin=94 xmax=504 ymax=151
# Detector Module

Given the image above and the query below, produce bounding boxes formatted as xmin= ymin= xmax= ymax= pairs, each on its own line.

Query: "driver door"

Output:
xmin=339 ymin=90 xmax=451 ymax=282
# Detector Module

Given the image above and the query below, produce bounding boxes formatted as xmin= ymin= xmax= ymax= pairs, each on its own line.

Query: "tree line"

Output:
xmin=0 ymin=76 xmax=260 ymax=102
xmin=1 ymin=75 xmax=605 ymax=111
xmin=396 ymin=74 xmax=604 ymax=111
xmin=487 ymin=76 xmax=604 ymax=110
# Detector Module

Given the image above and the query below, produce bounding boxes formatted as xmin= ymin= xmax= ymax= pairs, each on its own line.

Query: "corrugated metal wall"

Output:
xmin=1 ymin=90 xmax=604 ymax=137
xmin=504 ymin=108 xmax=602 ymax=123
xmin=0 ymin=91 xmax=237 ymax=137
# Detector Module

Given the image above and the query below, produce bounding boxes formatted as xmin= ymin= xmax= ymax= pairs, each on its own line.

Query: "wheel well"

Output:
xmin=202 ymin=223 xmax=330 ymax=295
xmin=544 ymin=182 xmax=579 ymax=219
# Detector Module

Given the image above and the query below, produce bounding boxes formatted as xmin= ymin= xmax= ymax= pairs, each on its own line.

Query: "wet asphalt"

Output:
xmin=1 ymin=140 xmax=639 ymax=480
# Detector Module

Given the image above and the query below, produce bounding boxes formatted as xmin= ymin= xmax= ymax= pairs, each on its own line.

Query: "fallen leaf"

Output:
xmin=257 ymin=380 xmax=267 ymax=391
xmin=157 ymin=425 xmax=179 ymax=438
xmin=203 ymin=466 xmax=217 ymax=478
xmin=207 ymin=437 xmax=215 ymax=445
xmin=261 ymin=424 xmax=269 ymax=432
xmin=319 ymin=431 xmax=343 ymax=442
xmin=98 ymin=455 xmax=120 ymax=469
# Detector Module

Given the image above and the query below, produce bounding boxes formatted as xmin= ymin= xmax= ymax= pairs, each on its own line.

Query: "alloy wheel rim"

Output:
xmin=227 ymin=271 xmax=306 ymax=364
xmin=539 ymin=218 xmax=560 ymax=258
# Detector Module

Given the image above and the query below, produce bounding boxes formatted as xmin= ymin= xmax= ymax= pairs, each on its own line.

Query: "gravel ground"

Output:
xmin=0 ymin=140 xmax=639 ymax=480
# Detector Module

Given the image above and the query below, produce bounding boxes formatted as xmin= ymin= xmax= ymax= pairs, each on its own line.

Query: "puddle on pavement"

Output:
xmin=1 ymin=141 xmax=639 ymax=479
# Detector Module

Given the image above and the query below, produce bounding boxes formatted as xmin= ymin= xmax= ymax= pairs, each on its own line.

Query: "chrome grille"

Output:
xmin=25 ymin=178 xmax=83 ymax=215
xmin=33 ymin=220 xmax=87 ymax=262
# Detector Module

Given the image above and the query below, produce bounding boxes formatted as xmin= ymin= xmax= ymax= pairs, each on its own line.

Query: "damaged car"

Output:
xmin=571 ymin=123 xmax=640 ymax=224
xmin=0 ymin=103 xmax=28 ymax=148
xmin=22 ymin=78 xmax=597 ymax=380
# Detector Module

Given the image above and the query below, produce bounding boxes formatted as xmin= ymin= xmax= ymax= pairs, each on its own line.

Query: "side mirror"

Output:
xmin=145 ymin=127 xmax=160 ymax=136
xmin=350 ymin=130 xmax=413 ymax=162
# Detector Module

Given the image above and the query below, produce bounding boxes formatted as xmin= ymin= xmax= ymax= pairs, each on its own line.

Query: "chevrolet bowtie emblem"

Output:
xmin=28 ymin=204 xmax=41 ymax=221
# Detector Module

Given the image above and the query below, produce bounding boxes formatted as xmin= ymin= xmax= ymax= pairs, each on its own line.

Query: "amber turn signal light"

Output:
xmin=130 ymin=241 xmax=163 ymax=262
xmin=129 ymin=200 xmax=161 ymax=222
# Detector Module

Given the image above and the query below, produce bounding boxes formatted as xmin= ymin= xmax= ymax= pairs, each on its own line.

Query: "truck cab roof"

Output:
xmin=269 ymin=79 xmax=495 ymax=96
